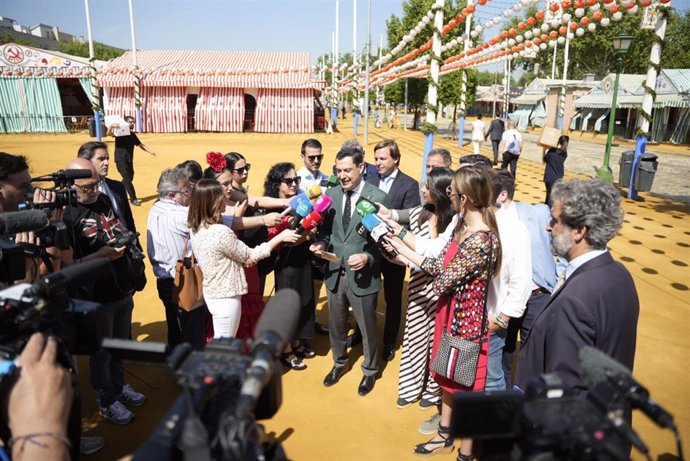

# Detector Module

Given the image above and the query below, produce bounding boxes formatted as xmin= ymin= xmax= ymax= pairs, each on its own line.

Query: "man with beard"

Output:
xmin=515 ymin=179 xmax=639 ymax=393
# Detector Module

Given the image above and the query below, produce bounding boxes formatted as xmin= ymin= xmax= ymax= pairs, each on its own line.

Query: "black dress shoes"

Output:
xmin=315 ymin=322 xmax=330 ymax=335
xmin=346 ymin=330 xmax=362 ymax=348
xmin=323 ymin=366 xmax=347 ymax=387
xmin=383 ymin=344 xmax=395 ymax=362
xmin=358 ymin=375 xmax=376 ymax=396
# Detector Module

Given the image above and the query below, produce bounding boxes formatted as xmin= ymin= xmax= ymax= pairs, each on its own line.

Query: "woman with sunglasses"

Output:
xmin=188 ymin=179 xmax=299 ymax=339
xmin=390 ymin=168 xmax=455 ymax=411
xmin=263 ymin=163 xmax=315 ymax=370
xmin=387 ymin=166 xmax=501 ymax=461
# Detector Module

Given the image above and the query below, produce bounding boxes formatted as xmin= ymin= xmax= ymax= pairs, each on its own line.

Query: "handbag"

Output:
xmin=172 ymin=238 xmax=205 ymax=312
xmin=431 ymin=235 xmax=493 ymax=387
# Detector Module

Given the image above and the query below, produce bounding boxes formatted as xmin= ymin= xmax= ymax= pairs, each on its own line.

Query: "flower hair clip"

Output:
xmin=206 ymin=151 xmax=227 ymax=172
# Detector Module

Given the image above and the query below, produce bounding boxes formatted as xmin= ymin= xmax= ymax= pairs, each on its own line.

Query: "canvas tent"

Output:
xmin=98 ymin=50 xmax=318 ymax=133
xmin=0 ymin=43 xmax=101 ymax=133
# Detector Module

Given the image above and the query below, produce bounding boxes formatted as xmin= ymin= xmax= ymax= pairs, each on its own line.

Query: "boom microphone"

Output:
xmin=0 ymin=209 xmax=49 ymax=235
xmin=280 ymin=193 xmax=309 ymax=217
xmin=235 ymin=289 xmax=300 ymax=418
xmin=579 ymin=346 xmax=676 ymax=430
xmin=61 ymin=169 xmax=94 ymax=180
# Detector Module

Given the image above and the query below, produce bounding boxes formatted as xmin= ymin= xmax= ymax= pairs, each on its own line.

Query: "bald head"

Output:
xmin=67 ymin=158 xmax=100 ymax=204
xmin=507 ymin=120 xmax=516 ymax=129
xmin=66 ymin=158 xmax=98 ymax=178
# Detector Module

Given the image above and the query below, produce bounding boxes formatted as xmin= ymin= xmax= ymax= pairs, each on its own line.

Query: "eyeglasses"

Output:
xmin=307 ymin=155 xmax=324 ymax=162
xmin=172 ymin=185 xmax=194 ymax=195
xmin=281 ymin=177 xmax=301 ymax=186
xmin=233 ymin=164 xmax=251 ymax=174
xmin=75 ymin=181 xmax=101 ymax=193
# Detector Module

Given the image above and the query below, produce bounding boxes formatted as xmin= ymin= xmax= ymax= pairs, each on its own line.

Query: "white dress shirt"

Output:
xmin=341 ymin=179 xmax=366 ymax=218
xmin=486 ymin=208 xmax=533 ymax=319
xmin=297 ymin=166 xmax=328 ymax=193
xmin=415 ymin=214 xmax=458 ymax=258
xmin=565 ymin=249 xmax=608 ymax=280
xmin=146 ymin=199 xmax=191 ymax=279
xmin=377 ymin=168 xmax=399 ymax=194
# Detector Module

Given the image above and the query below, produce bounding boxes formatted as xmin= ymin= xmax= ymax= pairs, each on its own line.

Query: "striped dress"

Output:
xmin=397 ymin=206 xmax=442 ymax=405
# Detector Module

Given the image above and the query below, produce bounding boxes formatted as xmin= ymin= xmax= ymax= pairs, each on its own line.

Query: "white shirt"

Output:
xmin=297 ymin=166 xmax=328 ymax=192
xmin=565 ymin=249 xmax=608 ymax=280
xmin=341 ymin=179 xmax=366 ymax=218
xmin=415 ymin=214 xmax=458 ymax=258
xmin=146 ymin=199 xmax=192 ymax=279
xmin=501 ymin=129 xmax=523 ymax=154
xmin=377 ymin=168 xmax=398 ymax=194
xmin=486 ymin=208 xmax=533 ymax=319
xmin=471 ymin=120 xmax=486 ymax=141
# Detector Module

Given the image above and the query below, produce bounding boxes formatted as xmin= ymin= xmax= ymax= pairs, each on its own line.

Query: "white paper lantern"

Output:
xmin=421 ymin=16 xmax=430 ymax=25
xmin=516 ymin=35 xmax=524 ymax=42
xmin=563 ymin=13 xmax=572 ymax=22
xmin=601 ymin=17 xmax=611 ymax=27
xmin=541 ymin=23 xmax=551 ymax=32
xmin=551 ymin=20 xmax=561 ymax=28
xmin=519 ymin=50 xmax=526 ymax=56
xmin=504 ymin=9 xmax=513 ymax=18
xmin=566 ymin=32 xmax=574 ymax=39
xmin=627 ymin=4 xmax=639 ymax=14
xmin=590 ymin=3 xmax=600 ymax=11
xmin=557 ymin=36 xmax=566 ymax=44
xmin=539 ymin=43 xmax=547 ymax=50
xmin=521 ymin=0 xmax=531 ymax=6
xmin=471 ymin=30 xmax=479 ymax=38
xmin=620 ymin=0 xmax=633 ymax=6
xmin=509 ymin=38 xmax=516 ymax=46
xmin=414 ymin=25 xmax=422 ymax=34
xmin=588 ymin=23 xmax=597 ymax=31
xmin=575 ymin=7 xmax=586 ymax=17
xmin=576 ymin=27 xmax=585 ymax=36
xmin=485 ymin=21 xmax=494 ymax=29
xmin=493 ymin=17 xmax=501 ymax=25
xmin=475 ymin=25 xmax=483 ymax=33
xmin=525 ymin=31 xmax=533 ymax=39
xmin=612 ymin=11 xmax=623 ymax=21
xmin=549 ymin=40 xmax=556 ymax=48
xmin=513 ymin=4 xmax=522 ymax=12
xmin=603 ymin=1 xmax=615 ymax=9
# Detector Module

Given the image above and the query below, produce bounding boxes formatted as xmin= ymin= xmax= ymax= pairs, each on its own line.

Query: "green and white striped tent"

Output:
xmin=0 ymin=43 xmax=102 ymax=133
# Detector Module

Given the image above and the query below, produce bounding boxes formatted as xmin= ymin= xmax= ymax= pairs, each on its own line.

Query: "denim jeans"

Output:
xmin=485 ymin=329 xmax=508 ymax=392
xmin=90 ymin=295 xmax=133 ymax=407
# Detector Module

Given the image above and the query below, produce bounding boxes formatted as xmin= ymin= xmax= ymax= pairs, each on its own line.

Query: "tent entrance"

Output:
xmin=56 ymin=78 xmax=91 ymax=132
xmin=244 ymin=94 xmax=256 ymax=131
xmin=186 ymin=94 xmax=198 ymax=131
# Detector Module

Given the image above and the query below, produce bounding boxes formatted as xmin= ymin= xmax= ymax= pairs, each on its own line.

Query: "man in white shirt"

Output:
xmin=499 ymin=120 xmax=523 ymax=178
xmin=297 ymin=138 xmax=328 ymax=191
xmin=486 ymin=169 xmax=532 ymax=391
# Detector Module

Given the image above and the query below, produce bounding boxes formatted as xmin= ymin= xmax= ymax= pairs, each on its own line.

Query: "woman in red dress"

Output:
xmin=388 ymin=165 xmax=501 ymax=461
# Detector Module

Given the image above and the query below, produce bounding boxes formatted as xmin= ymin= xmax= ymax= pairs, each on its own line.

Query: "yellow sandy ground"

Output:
xmin=1 ymin=118 xmax=688 ymax=460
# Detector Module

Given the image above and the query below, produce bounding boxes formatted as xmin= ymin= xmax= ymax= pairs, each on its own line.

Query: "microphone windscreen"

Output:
xmin=255 ymin=288 xmax=301 ymax=347
xmin=301 ymin=211 xmax=322 ymax=231
xmin=306 ymin=185 xmax=322 ymax=200
xmin=313 ymin=195 xmax=333 ymax=214
xmin=62 ymin=169 xmax=94 ymax=180
xmin=295 ymin=200 xmax=314 ymax=218
xmin=289 ymin=193 xmax=308 ymax=210
xmin=327 ymin=175 xmax=338 ymax=187
xmin=579 ymin=346 xmax=631 ymax=388
xmin=355 ymin=198 xmax=377 ymax=217
xmin=0 ymin=209 xmax=49 ymax=235
xmin=361 ymin=213 xmax=383 ymax=232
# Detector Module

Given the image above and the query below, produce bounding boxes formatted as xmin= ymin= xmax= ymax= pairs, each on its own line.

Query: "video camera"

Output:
xmin=112 ymin=229 xmax=144 ymax=262
xmin=450 ymin=347 xmax=681 ymax=461
xmin=106 ymin=289 xmax=301 ymax=461
xmin=23 ymin=169 xmax=90 ymax=211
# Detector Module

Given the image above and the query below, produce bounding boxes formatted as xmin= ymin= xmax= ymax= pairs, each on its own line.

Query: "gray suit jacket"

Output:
xmin=319 ymin=182 xmax=391 ymax=296
xmin=515 ymin=252 xmax=639 ymax=394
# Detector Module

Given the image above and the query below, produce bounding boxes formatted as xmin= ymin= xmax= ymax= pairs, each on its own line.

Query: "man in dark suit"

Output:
xmin=484 ymin=116 xmax=505 ymax=165
xmin=310 ymin=146 xmax=391 ymax=396
xmin=515 ymin=179 xmax=639 ymax=394
xmin=368 ymin=139 xmax=420 ymax=361
xmin=77 ymin=141 xmax=137 ymax=234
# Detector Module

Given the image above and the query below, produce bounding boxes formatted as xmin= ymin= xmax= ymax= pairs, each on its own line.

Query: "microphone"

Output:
xmin=296 ymin=211 xmax=323 ymax=234
xmin=25 ymin=259 xmax=113 ymax=301
xmin=305 ymin=185 xmax=322 ymax=200
xmin=579 ymin=346 xmax=676 ymax=430
xmin=361 ymin=213 xmax=393 ymax=243
xmin=235 ymin=288 xmax=300 ymax=418
xmin=356 ymin=221 xmax=397 ymax=259
xmin=60 ymin=169 xmax=94 ymax=180
xmin=355 ymin=198 xmax=377 ymax=217
xmin=313 ymin=195 xmax=333 ymax=214
xmin=0 ymin=209 xmax=49 ymax=235
xmin=280 ymin=193 xmax=309 ymax=217
xmin=320 ymin=175 xmax=338 ymax=188
xmin=290 ymin=200 xmax=314 ymax=230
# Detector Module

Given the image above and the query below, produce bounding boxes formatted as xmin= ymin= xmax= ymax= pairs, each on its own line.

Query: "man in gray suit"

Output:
xmin=485 ymin=116 xmax=505 ymax=165
xmin=310 ymin=146 xmax=391 ymax=396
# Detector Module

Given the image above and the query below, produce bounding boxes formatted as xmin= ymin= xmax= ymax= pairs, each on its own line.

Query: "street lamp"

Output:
xmin=597 ymin=35 xmax=633 ymax=182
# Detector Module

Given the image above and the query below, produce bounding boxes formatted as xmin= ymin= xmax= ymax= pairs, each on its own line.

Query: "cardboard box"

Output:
xmin=538 ymin=125 xmax=561 ymax=148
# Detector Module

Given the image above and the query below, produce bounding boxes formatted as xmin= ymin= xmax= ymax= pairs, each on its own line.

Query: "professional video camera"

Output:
xmin=450 ymin=347 xmax=683 ymax=461
xmin=23 ymin=169 xmax=91 ymax=211
xmin=113 ymin=229 xmax=144 ymax=262
xmin=106 ymin=289 xmax=301 ymax=461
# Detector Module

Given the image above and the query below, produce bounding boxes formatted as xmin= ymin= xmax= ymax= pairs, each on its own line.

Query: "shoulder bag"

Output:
xmin=171 ymin=238 xmax=205 ymax=312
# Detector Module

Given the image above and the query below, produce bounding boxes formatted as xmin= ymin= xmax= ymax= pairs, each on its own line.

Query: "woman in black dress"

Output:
xmin=543 ymin=135 xmax=569 ymax=204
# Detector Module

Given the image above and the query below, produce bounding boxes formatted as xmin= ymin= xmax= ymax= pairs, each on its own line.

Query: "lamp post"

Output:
xmin=597 ymin=35 xmax=633 ymax=182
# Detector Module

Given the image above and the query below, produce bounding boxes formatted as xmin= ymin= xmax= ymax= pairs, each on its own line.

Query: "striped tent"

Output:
xmin=98 ymin=50 xmax=317 ymax=133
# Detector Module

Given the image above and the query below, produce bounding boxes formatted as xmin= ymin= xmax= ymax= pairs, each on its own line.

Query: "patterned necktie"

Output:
xmin=342 ymin=190 xmax=353 ymax=231
xmin=553 ymin=270 xmax=567 ymax=294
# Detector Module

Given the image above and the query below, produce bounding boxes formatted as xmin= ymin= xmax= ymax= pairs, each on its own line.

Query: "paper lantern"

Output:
xmin=493 ymin=17 xmax=501 ymax=24
xmin=501 ymin=30 xmax=509 ymax=39
xmin=540 ymin=43 xmax=548 ymax=50
xmin=588 ymin=22 xmax=597 ymax=31
xmin=590 ymin=3 xmax=601 ymax=11
xmin=567 ymin=32 xmax=575 ymax=39
xmin=533 ymin=38 xmax=541 ymax=45
xmin=601 ymin=17 xmax=611 ymax=26
xmin=559 ymin=26 xmax=567 ymax=35
xmin=541 ymin=23 xmax=550 ymax=32
xmin=557 ymin=36 xmax=566 ymax=44
xmin=587 ymin=0 xmax=597 ymax=6
xmin=563 ymin=12 xmax=572 ymax=22
xmin=550 ymin=30 xmax=558 ymax=39
xmin=550 ymin=2 xmax=560 ymax=11
xmin=536 ymin=10 xmax=545 ymax=21
xmin=516 ymin=35 xmax=524 ymax=42
xmin=527 ymin=17 xmax=536 ymax=26
xmin=580 ymin=17 xmax=590 ymax=26
xmin=576 ymin=27 xmax=585 ymax=36
xmin=478 ymin=0 xmax=487 ymax=5
xmin=504 ymin=9 xmax=513 ymax=17
xmin=549 ymin=40 xmax=557 ymax=48
xmin=575 ymin=7 xmax=586 ymax=17
xmin=575 ymin=0 xmax=585 ymax=7
xmin=513 ymin=4 xmax=522 ymax=12
xmin=562 ymin=0 xmax=572 ymax=8
xmin=627 ymin=4 xmax=639 ymax=13
xmin=525 ymin=31 xmax=533 ymax=39
xmin=471 ymin=30 xmax=479 ymax=38
xmin=611 ymin=4 xmax=620 ymax=12
xmin=541 ymin=33 xmax=549 ymax=41
xmin=570 ymin=21 xmax=578 ymax=30
xmin=518 ymin=21 xmax=527 ymax=30
xmin=509 ymin=27 xmax=517 ymax=36
xmin=467 ymin=4 xmax=475 ymax=14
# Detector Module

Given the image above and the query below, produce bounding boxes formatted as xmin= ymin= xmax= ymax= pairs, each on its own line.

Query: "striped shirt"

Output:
xmin=147 ymin=199 xmax=190 ymax=279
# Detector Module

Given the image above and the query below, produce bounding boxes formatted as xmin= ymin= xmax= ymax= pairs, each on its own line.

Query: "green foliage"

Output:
xmin=439 ymin=68 xmax=478 ymax=107
xmin=0 ymin=33 xmax=35 ymax=47
xmin=56 ymin=41 xmax=125 ymax=61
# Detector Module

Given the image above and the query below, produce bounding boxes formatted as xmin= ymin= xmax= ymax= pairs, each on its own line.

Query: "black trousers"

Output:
xmin=501 ymin=151 xmax=520 ymax=178
xmin=491 ymin=140 xmax=501 ymax=164
xmin=115 ymin=159 xmax=137 ymax=202
xmin=156 ymin=278 xmax=207 ymax=350
xmin=381 ymin=259 xmax=407 ymax=346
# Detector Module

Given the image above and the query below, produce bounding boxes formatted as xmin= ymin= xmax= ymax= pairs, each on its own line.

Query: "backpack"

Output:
xmin=506 ymin=133 xmax=521 ymax=155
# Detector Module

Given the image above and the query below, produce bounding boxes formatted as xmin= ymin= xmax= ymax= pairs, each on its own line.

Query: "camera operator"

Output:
xmin=0 ymin=152 xmax=70 ymax=283
xmin=4 ymin=333 xmax=72 ymax=461
xmin=61 ymin=158 xmax=147 ymax=425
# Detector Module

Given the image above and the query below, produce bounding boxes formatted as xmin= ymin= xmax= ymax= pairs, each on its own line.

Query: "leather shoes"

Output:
xmin=315 ymin=322 xmax=330 ymax=335
xmin=323 ymin=366 xmax=347 ymax=387
xmin=383 ymin=344 xmax=395 ymax=362
xmin=345 ymin=331 xmax=362 ymax=348
xmin=358 ymin=375 xmax=376 ymax=396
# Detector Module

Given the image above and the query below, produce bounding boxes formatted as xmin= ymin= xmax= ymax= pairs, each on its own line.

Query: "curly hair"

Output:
xmin=263 ymin=162 xmax=296 ymax=198
xmin=550 ymin=179 xmax=623 ymax=249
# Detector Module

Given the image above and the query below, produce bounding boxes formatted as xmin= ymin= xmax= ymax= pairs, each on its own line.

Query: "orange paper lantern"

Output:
xmin=509 ymin=28 xmax=517 ymax=36
xmin=535 ymin=10 xmax=545 ymax=21
xmin=550 ymin=2 xmax=560 ymax=11
xmin=580 ymin=17 xmax=590 ymax=26
xmin=575 ymin=0 xmax=585 ymax=8
xmin=587 ymin=0 xmax=597 ymax=6
xmin=611 ymin=4 xmax=620 ymax=12
xmin=527 ymin=17 xmax=536 ymax=26
xmin=449 ymin=19 xmax=457 ymax=28
xmin=501 ymin=30 xmax=509 ymax=39
xmin=541 ymin=33 xmax=549 ymax=41
xmin=593 ymin=11 xmax=603 ymax=21
xmin=533 ymin=38 xmax=541 ymax=45
xmin=570 ymin=21 xmax=578 ymax=30
xmin=467 ymin=4 xmax=475 ymax=14
xmin=518 ymin=21 xmax=527 ymax=30
xmin=550 ymin=30 xmax=558 ymax=39
xmin=559 ymin=26 xmax=568 ymax=35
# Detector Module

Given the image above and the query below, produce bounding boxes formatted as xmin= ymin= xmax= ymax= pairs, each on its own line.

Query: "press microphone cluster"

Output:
xmin=290 ymin=192 xmax=333 ymax=235
xmin=353 ymin=198 xmax=398 ymax=258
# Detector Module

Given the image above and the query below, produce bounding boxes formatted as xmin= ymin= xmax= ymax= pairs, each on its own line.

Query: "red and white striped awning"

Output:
xmin=98 ymin=50 xmax=314 ymax=89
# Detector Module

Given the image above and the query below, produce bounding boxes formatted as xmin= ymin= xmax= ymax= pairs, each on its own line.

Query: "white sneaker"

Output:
xmin=80 ymin=435 xmax=105 ymax=455
xmin=418 ymin=412 xmax=441 ymax=435
xmin=100 ymin=400 xmax=134 ymax=425
xmin=118 ymin=384 xmax=147 ymax=407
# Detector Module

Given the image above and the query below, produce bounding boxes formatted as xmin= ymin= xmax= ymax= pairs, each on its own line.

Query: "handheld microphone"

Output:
xmin=355 ymin=198 xmax=377 ymax=217
xmin=296 ymin=211 xmax=323 ymax=234
xmin=319 ymin=175 xmax=338 ymax=188
xmin=290 ymin=200 xmax=314 ymax=230
xmin=235 ymin=289 xmax=300 ymax=418
xmin=0 ymin=209 xmax=49 ymax=235
xmin=361 ymin=213 xmax=392 ymax=243
xmin=357 ymin=221 xmax=397 ymax=259
xmin=280 ymin=193 xmax=308 ymax=217
xmin=305 ymin=185 xmax=322 ymax=200
xmin=313 ymin=195 xmax=333 ymax=214
xmin=579 ymin=346 xmax=676 ymax=430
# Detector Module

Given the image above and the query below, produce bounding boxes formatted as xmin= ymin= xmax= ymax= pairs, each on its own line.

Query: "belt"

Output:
xmin=531 ymin=287 xmax=550 ymax=297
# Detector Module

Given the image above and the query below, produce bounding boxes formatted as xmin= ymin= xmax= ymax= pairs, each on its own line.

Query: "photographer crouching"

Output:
xmin=61 ymin=158 xmax=147 ymax=425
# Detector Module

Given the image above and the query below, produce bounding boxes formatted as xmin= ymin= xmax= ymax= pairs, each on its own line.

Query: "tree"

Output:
xmin=56 ymin=41 xmax=125 ymax=61
xmin=439 ymin=68 xmax=478 ymax=121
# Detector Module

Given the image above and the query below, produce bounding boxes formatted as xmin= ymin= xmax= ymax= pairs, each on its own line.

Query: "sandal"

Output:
xmin=281 ymin=353 xmax=307 ymax=370
xmin=457 ymin=453 xmax=475 ymax=461
xmin=413 ymin=424 xmax=454 ymax=457
xmin=293 ymin=344 xmax=316 ymax=359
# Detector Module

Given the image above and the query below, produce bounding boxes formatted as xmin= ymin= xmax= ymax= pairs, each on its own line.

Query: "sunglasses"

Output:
xmin=282 ymin=177 xmax=301 ymax=186
xmin=307 ymin=155 xmax=324 ymax=162
xmin=232 ymin=164 xmax=251 ymax=174
xmin=75 ymin=181 xmax=101 ymax=193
